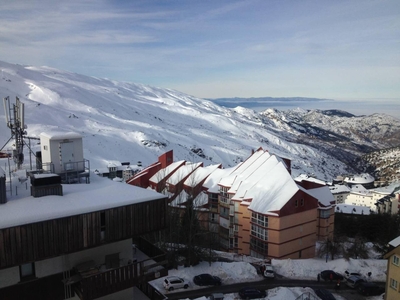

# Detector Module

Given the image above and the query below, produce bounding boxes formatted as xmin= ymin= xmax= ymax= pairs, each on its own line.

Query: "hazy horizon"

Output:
xmin=209 ymin=97 xmax=400 ymax=118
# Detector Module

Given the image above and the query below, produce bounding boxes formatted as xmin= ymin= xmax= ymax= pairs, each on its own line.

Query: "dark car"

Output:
xmin=193 ymin=273 xmax=222 ymax=286
xmin=318 ymin=270 xmax=344 ymax=281
xmin=314 ymin=288 xmax=336 ymax=300
xmin=238 ymin=287 xmax=267 ymax=299
xmin=357 ymin=282 xmax=385 ymax=296
xmin=345 ymin=275 xmax=365 ymax=289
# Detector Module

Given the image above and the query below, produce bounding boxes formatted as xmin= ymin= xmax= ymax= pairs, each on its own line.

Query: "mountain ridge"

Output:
xmin=1 ymin=61 xmax=399 ymax=182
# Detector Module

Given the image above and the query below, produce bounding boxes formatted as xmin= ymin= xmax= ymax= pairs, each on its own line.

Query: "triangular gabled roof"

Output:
xmin=150 ymin=160 xmax=185 ymax=183
xmin=203 ymin=167 xmax=236 ymax=193
xmin=184 ymin=163 xmax=222 ymax=188
xmin=228 ymin=152 xmax=274 ymax=194
xmin=219 ymin=148 xmax=265 ymax=187
xmin=167 ymin=162 xmax=202 ymax=185
xmin=237 ymin=161 xmax=299 ymax=214
xmin=304 ymin=186 xmax=335 ymax=207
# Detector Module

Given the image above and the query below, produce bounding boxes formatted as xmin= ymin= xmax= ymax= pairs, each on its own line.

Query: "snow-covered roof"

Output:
xmin=228 ymin=152 xmax=275 ymax=194
xmin=150 ymin=160 xmax=185 ymax=183
xmin=335 ymin=204 xmax=371 ymax=215
xmin=167 ymin=162 xmax=202 ymax=185
xmin=203 ymin=167 xmax=236 ymax=193
xmin=389 ymin=236 xmax=400 ymax=248
xmin=94 ymin=164 xmax=139 ymax=175
xmin=329 ymin=184 xmax=351 ymax=194
xmin=170 ymin=190 xmax=188 ymax=207
xmin=372 ymin=182 xmax=400 ymax=195
xmin=344 ymin=173 xmax=374 ymax=184
xmin=40 ymin=131 xmax=82 ymax=140
xmin=194 ymin=191 xmax=209 ymax=207
xmin=184 ymin=164 xmax=221 ymax=188
xmin=294 ymin=174 xmax=326 ymax=185
xmin=0 ymin=174 xmax=166 ymax=229
xmin=219 ymin=149 xmax=266 ymax=187
xmin=350 ymin=184 xmax=371 ymax=195
xmin=304 ymin=186 xmax=334 ymax=207
xmin=245 ymin=162 xmax=299 ymax=214
xmin=169 ymin=189 xmax=209 ymax=208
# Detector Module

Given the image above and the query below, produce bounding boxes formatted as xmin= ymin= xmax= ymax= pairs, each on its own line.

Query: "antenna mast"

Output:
xmin=2 ymin=96 xmax=27 ymax=169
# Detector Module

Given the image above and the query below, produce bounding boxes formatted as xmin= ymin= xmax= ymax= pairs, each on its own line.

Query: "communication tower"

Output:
xmin=2 ymin=96 xmax=27 ymax=169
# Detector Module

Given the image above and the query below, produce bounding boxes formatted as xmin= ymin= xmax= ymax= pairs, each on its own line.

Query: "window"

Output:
xmin=393 ymin=255 xmax=400 ymax=266
xmin=220 ymin=207 xmax=229 ymax=218
xmin=251 ymin=213 xmax=268 ymax=227
xmin=100 ymin=211 xmax=106 ymax=241
xmin=295 ymin=199 xmax=298 ymax=207
xmin=251 ymin=224 xmax=268 ymax=241
xmin=19 ymin=263 xmax=35 ymax=281
xmin=300 ymin=199 xmax=304 ymax=206
xmin=319 ymin=209 xmax=330 ymax=219
xmin=250 ymin=237 xmax=268 ymax=256
xmin=43 ymin=145 xmax=48 ymax=150
xmin=210 ymin=213 xmax=216 ymax=222
xmin=390 ymin=278 xmax=398 ymax=290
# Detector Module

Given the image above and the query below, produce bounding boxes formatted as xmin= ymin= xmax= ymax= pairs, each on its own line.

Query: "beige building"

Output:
xmin=372 ymin=184 xmax=400 ymax=214
xmin=199 ymin=150 xmax=335 ymax=259
xmin=344 ymin=184 xmax=375 ymax=210
xmin=384 ymin=236 xmax=400 ymax=300
xmin=139 ymin=148 xmax=336 ymax=260
xmin=329 ymin=184 xmax=350 ymax=204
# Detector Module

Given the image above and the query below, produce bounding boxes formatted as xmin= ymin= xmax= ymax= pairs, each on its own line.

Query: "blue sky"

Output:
xmin=1 ymin=0 xmax=399 ymax=100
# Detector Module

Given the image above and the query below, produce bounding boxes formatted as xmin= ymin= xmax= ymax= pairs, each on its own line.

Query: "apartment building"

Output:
xmin=329 ymin=184 xmax=350 ymax=204
xmin=344 ymin=184 xmax=375 ymax=210
xmin=373 ymin=184 xmax=400 ymax=214
xmin=0 ymin=132 xmax=169 ymax=300
xmin=142 ymin=148 xmax=335 ymax=260
xmin=384 ymin=236 xmax=400 ymax=300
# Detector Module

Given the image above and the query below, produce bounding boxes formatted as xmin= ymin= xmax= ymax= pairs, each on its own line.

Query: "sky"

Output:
xmin=1 ymin=0 xmax=399 ymax=101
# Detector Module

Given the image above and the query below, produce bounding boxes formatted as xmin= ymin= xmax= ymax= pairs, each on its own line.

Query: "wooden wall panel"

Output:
xmin=0 ymin=197 xmax=167 ymax=269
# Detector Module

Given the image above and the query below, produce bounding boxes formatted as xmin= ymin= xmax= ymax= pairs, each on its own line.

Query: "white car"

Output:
xmin=163 ymin=276 xmax=189 ymax=291
xmin=344 ymin=269 xmax=362 ymax=279
xmin=263 ymin=264 xmax=275 ymax=279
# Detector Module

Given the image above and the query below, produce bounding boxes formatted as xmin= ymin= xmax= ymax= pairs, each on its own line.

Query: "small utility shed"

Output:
xmin=40 ymin=132 xmax=84 ymax=174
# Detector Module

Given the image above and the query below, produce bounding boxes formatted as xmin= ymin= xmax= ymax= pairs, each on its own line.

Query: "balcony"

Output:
xmin=66 ymin=238 xmax=168 ymax=300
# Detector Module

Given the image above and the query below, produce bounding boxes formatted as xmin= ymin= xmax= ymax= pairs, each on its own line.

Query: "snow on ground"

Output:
xmin=150 ymin=252 xmax=387 ymax=300
xmin=273 ymin=257 xmax=387 ymax=282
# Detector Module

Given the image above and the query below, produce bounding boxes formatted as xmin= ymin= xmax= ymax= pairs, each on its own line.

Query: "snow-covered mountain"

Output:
xmin=1 ymin=61 xmax=399 ymax=182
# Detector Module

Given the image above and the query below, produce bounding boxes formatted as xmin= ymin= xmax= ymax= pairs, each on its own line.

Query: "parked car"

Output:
xmin=318 ymin=270 xmax=344 ymax=281
xmin=193 ymin=273 xmax=222 ymax=286
xmin=357 ymin=282 xmax=385 ymax=296
xmin=314 ymin=288 xmax=336 ymax=300
xmin=163 ymin=276 xmax=189 ymax=291
xmin=344 ymin=270 xmax=362 ymax=279
xmin=238 ymin=287 xmax=267 ymax=299
xmin=345 ymin=275 xmax=366 ymax=289
xmin=209 ymin=293 xmax=224 ymax=300
xmin=263 ymin=264 xmax=275 ymax=279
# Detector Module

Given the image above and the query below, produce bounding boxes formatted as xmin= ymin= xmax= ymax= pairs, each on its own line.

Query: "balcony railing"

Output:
xmin=69 ymin=237 xmax=168 ymax=300
xmin=75 ymin=256 xmax=168 ymax=300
